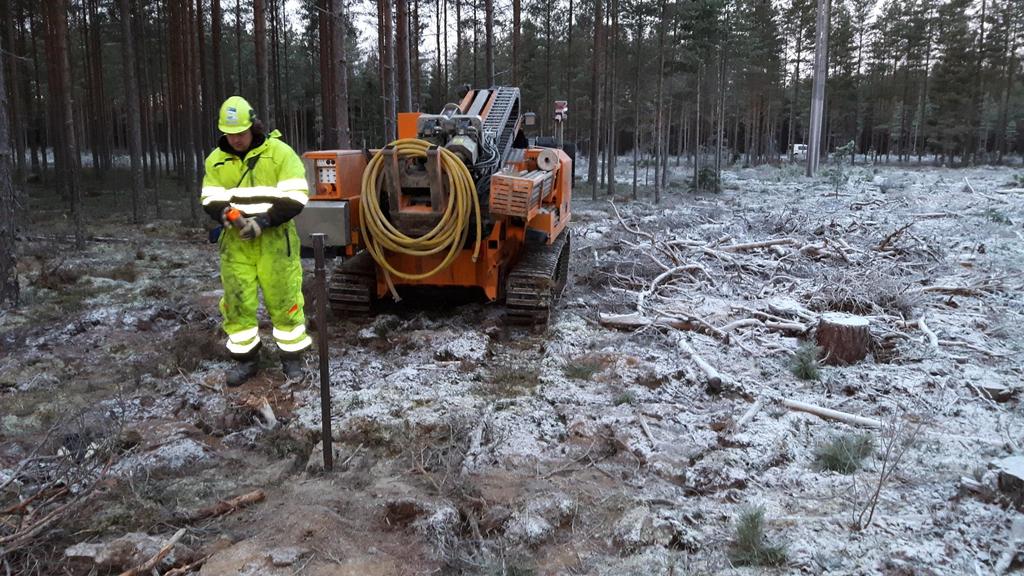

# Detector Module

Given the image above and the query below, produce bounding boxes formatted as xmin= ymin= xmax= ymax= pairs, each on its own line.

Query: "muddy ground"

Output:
xmin=1 ymin=162 xmax=1023 ymax=575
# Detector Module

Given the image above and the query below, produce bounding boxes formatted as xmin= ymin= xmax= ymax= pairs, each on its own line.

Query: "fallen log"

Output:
xmin=183 ymin=489 xmax=266 ymax=522
xmin=781 ymin=398 xmax=881 ymax=428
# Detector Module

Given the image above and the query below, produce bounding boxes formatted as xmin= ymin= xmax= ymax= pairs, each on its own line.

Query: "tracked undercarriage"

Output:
xmin=327 ymin=230 xmax=571 ymax=324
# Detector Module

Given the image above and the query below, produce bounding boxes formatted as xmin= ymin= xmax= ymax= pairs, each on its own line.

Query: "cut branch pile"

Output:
xmin=600 ymin=199 xmax=1011 ymax=373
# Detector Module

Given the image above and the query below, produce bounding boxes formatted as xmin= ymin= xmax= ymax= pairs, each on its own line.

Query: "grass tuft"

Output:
xmin=563 ymin=356 xmax=605 ymax=381
xmin=613 ymin=390 xmax=636 ymax=406
xmin=790 ymin=342 xmax=821 ymax=381
xmin=813 ymin=433 xmax=874 ymax=474
xmin=729 ymin=506 xmax=787 ymax=567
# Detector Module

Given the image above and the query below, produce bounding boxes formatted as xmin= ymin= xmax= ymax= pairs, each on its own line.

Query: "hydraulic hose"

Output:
xmin=359 ymin=138 xmax=482 ymax=281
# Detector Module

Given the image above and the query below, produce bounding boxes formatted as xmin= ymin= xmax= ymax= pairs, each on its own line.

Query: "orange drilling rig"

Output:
xmin=296 ymin=88 xmax=572 ymax=323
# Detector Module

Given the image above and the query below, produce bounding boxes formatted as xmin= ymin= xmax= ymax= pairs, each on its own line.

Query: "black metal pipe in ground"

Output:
xmin=312 ymin=233 xmax=333 ymax=472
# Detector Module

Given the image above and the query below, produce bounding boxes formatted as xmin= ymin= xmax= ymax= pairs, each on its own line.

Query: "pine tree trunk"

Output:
xmin=653 ymin=0 xmax=665 ymax=203
xmin=996 ymin=4 xmax=1017 ymax=163
xmin=454 ymin=0 xmax=461 ymax=85
xmin=512 ymin=0 xmax=519 ymax=85
xmin=565 ymin=0 xmax=572 ymax=157
xmin=605 ymin=0 xmax=618 ymax=197
xmin=212 ymin=0 xmax=224 ymax=105
xmin=631 ymin=17 xmax=640 ymax=201
xmin=118 ymin=0 xmax=145 ymax=224
xmin=86 ymin=0 xmax=110 ymax=178
xmin=715 ymin=48 xmax=725 ymax=180
xmin=319 ymin=0 xmax=335 ymax=148
xmin=235 ymin=0 xmax=241 ymax=93
xmin=269 ymin=0 xmax=282 ymax=125
xmin=0 ymin=26 xmax=17 ymax=307
xmin=544 ymin=0 xmax=552 ymax=134
xmin=806 ymin=0 xmax=829 ymax=176
xmin=484 ymin=0 xmax=493 ymax=85
xmin=254 ymin=0 xmax=270 ymax=122
xmin=588 ymin=0 xmax=602 ymax=200
xmin=789 ymin=34 xmax=801 ymax=161
xmin=379 ymin=0 xmax=397 ymax=141
xmin=411 ymin=0 xmax=421 ymax=109
xmin=396 ymin=0 xmax=412 ymax=112
xmin=1 ymin=0 xmax=25 ymax=184
xmin=333 ymin=0 xmax=352 ymax=147
xmin=44 ymin=0 xmax=83 ymax=248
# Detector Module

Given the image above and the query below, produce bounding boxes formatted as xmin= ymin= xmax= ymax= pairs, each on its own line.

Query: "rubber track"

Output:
xmin=505 ymin=229 xmax=571 ymax=325
xmin=328 ymin=251 xmax=376 ymax=316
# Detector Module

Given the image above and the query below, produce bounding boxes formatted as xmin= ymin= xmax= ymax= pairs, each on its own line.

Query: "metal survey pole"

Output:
xmin=311 ymin=233 xmax=333 ymax=471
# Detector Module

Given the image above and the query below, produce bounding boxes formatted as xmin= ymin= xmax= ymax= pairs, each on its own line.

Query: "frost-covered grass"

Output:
xmin=813 ymin=433 xmax=874 ymax=474
xmin=729 ymin=507 xmax=788 ymax=567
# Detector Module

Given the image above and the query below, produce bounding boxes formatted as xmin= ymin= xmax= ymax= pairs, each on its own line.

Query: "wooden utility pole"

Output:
xmin=118 ymin=0 xmax=145 ymax=224
xmin=806 ymin=0 xmax=829 ymax=176
xmin=332 ymin=0 xmax=351 ymax=147
xmin=0 ymin=26 xmax=16 ymax=307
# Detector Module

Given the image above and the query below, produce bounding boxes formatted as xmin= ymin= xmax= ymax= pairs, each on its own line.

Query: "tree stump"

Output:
xmin=815 ymin=312 xmax=873 ymax=365
xmin=996 ymin=456 xmax=1024 ymax=511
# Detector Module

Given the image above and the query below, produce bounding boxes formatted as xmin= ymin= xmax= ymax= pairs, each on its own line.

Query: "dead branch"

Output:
xmin=939 ymin=340 xmax=1008 ymax=357
xmin=0 ymin=461 xmax=110 ymax=553
xmin=677 ymin=338 xmax=732 ymax=392
xmin=599 ymin=312 xmax=727 ymax=341
xmin=719 ymin=238 xmax=798 ymax=253
xmin=182 ymin=489 xmax=265 ymax=522
xmin=732 ymin=398 xmax=765 ymax=433
xmin=912 ymin=284 xmax=1000 ymax=297
xmin=636 ymin=413 xmax=657 ymax=448
xmin=917 ymin=316 xmax=939 ymax=350
xmin=877 ymin=223 xmax=913 ymax=252
xmin=162 ymin=554 xmax=211 ymax=576
xmin=781 ymin=398 xmax=881 ymax=428
xmin=721 ymin=318 xmax=762 ymax=332
xmin=609 ymin=201 xmax=679 ymax=265
xmin=118 ymin=528 xmax=186 ymax=576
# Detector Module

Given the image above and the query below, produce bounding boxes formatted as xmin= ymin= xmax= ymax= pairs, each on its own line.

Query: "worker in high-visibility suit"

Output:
xmin=201 ymin=96 xmax=312 ymax=386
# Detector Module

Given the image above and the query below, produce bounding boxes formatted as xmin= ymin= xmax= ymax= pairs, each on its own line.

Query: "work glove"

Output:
xmin=239 ymin=215 xmax=270 ymax=240
xmin=220 ymin=206 xmax=233 ymax=227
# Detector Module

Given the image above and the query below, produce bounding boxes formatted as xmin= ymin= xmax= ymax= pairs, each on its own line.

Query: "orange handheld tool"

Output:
xmin=226 ymin=208 xmax=245 ymax=229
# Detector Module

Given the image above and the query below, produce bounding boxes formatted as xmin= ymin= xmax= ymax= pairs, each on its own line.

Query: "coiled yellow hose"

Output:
xmin=359 ymin=138 xmax=482 ymax=281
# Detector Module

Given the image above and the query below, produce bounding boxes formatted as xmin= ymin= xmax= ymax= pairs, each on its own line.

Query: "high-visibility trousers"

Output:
xmin=217 ymin=221 xmax=311 ymax=358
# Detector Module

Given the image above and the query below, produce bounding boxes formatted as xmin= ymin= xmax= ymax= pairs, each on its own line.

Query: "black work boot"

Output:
xmin=225 ymin=359 xmax=259 ymax=387
xmin=281 ymin=353 xmax=306 ymax=381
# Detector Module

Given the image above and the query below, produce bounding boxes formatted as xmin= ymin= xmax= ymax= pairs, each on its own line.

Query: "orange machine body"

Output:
xmin=303 ymin=90 xmax=571 ymax=303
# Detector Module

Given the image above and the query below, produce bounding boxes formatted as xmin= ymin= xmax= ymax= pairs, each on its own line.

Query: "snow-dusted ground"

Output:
xmin=1 ymin=163 xmax=1022 ymax=574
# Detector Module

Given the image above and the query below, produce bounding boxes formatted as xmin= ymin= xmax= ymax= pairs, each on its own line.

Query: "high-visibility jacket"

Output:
xmin=201 ymin=130 xmax=312 ymax=357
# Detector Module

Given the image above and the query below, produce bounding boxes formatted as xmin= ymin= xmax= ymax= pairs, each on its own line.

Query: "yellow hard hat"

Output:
xmin=218 ymin=96 xmax=255 ymax=134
